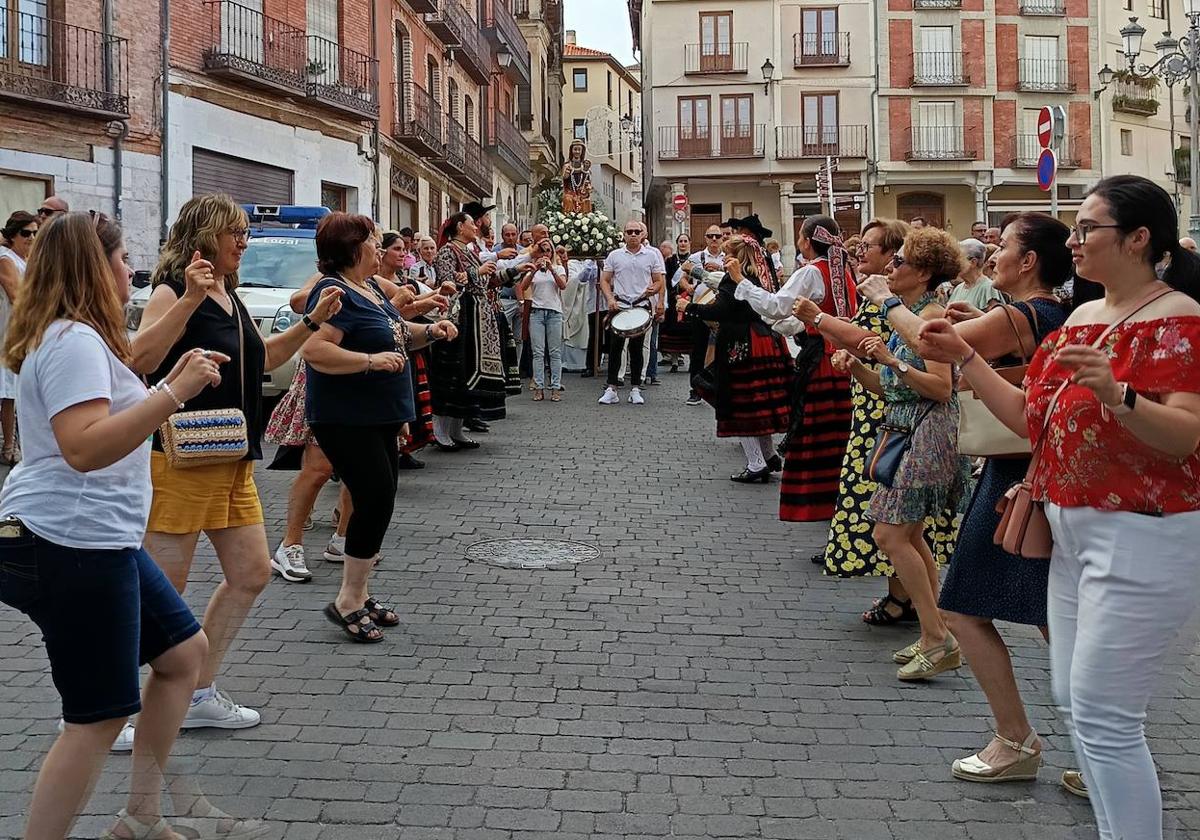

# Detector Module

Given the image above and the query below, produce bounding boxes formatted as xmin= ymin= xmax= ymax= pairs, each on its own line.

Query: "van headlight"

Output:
xmin=272 ymin=305 xmax=298 ymax=333
xmin=125 ymin=304 xmax=143 ymax=332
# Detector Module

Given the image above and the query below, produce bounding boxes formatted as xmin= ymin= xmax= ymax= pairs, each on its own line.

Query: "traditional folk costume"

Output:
xmin=734 ymin=227 xmax=856 ymax=521
xmin=397 ymin=269 xmax=436 ymax=455
xmin=684 ymin=236 xmax=791 ymax=475
xmin=431 ymin=236 xmax=508 ymax=431
xmin=658 ymin=254 xmax=693 ymax=360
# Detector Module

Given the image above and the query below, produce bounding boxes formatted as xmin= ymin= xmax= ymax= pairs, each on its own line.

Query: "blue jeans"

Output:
xmin=529 ymin=307 xmax=563 ymax=390
xmin=646 ymin=323 xmax=660 ymax=379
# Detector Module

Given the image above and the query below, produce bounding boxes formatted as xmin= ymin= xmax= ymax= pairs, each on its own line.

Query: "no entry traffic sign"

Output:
xmin=672 ymin=194 xmax=688 ymax=212
xmin=1037 ymin=106 xmax=1055 ymax=149
xmin=1037 ymin=148 xmax=1057 ymax=192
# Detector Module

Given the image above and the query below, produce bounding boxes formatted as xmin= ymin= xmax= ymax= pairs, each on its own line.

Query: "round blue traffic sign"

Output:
xmin=1037 ymin=148 xmax=1057 ymax=192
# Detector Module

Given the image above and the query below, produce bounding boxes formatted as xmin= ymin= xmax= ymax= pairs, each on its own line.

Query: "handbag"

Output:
xmin=957 ymin=302 xmax=1041 ymax=457
xmin=158 ymin=300 xmax=250 ymax=469
xmin=993 ymin=286 xmax=1177 ymax=559
xmin=866 ymin=400 xmax=937 ymax=488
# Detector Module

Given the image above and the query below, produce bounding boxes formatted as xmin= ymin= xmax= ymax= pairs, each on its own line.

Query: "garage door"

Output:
xmin=192 ymin=148 xmax=294 ymax=204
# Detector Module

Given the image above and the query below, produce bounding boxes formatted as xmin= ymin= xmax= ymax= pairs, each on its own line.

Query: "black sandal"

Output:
xmin=862 ymin=594 xmax=918 ymax=626
xmin=363 ymin=597 xmax=401 ymax=627
xmin=323 ymin=603 xmax=383 ymax=642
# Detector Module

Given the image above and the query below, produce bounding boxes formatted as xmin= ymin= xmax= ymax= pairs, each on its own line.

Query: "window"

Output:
xmin=802 ymin=92 xmax=839 ymax=154
xmin=448 ymin=78 xmax=459 ymax=122
xmin=915 ymin=100 xmax=959 ymax=156
xmin=1018 ymin=107 xmax=1042 ymax=163
xmin=573 ymin=68 xmax=587 ymax=91
xmin=306 ymin=0 xmax=338 ymax=84
xmin=321 ymin=182 xmax=348 ymax=212
xmin=1150 ymin=0 xmax=1165 ymax=18
xmin=799 ymin=8 xmax=839 ymax=63
xmin=427 ymin=186 xmax=442 ymax=237
xmin=628 ymin=89 xmax=633 ymax=118
xmin=1023 ymin=35 xmax=1060 ymax=88
xmin=464 ymin=94 xmax=475 ymax=137
xmin=1120 ymin=129 xmax=1133 ymax=156
xmin=607 ymin=122 xmax=614 ymax=156
xmin=427 ymin=56 xmax=439 ymax=98
xmin=917 ymin=26 xmax=954 ymax=82
xmin=607 ymin=71 xmax=613 ymax=107
xmin=573 ymin=118 xmax=587 ymax=140
xmin=678 ymin=95 xmax=711 ymax=156
xmin=731 ymin=202 xmax=753 ymax=219
xmin=394 ymin=29 xmax=410 ymax=116
xmin=4 ymin=0 xmax=49 ymax=64
xmin=699 ymin=11 xmax=733 ymax=72
xmin=720 ymin=93 xmax=753 ymax=155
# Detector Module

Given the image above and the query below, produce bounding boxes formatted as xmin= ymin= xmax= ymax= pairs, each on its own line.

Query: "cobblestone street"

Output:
xmin=1 ymin=372 xmax=1197 ymax=839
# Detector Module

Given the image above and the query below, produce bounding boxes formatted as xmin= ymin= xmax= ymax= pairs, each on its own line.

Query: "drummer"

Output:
xmin=597 ymin=220 xmax=665 ymax=406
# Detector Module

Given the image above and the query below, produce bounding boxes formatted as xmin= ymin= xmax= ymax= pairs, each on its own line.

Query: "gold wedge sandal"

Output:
xmin=952 ymin=730 xmax=1041 ymax=783
xmin=896 ymin=634 xmax=962 ymax=681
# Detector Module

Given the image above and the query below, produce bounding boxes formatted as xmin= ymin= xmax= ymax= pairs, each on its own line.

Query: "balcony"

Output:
xmin=0 ymin=12 xmax=129 ymax=118
xmin=487 ymin=110 xmax=531 ymax=183
xmin=793 ymin=32 xmax=850 ymax=68
xmin=912 ymin=51 xmax=969 ymax=86
xmin=905 ymin=126 xmax=975 ymax=161
xmin=481 ymin=0 xmax=531 ymax=84
xmin=914 ymin=0 xmax=962 ymax=7
xmin=541 ymin=117 xmax=557 ymax=158
xmin=512 ymin=0 xmax=530 ymax=16
xmin=455 ymin=136 xmax=493 ymax=195
xmin=394 ymin=82 xmax=444 ymax=157
xmin=777 ymin=125 xmax=868 ymax=160
xmin=1012 ymin=135 xmax=1078 ymax=168
xmin=203 ymin=2 xmax=305 ymax=94
xmin=426 ymin=0 xmax=490 ymax=83
xmin=683 ymin=42 xmax=749 ymax=74
xmin=1017 ymin=58 xmax=1074 ymax=93
xmin=304 ymin=36 xmax=379 ymax=118
xmin=1111 ymin=80 xmax=1159 ymax=116
xmin=444 ymin=117 xmax=468 ymax=176
xmin=657 ymin=124 xmax=765 ymax=160
xmin=1019 ymin=0 xmax=1065 ymax=14
xmin=402 ymin=0 xmax=438 ymax=12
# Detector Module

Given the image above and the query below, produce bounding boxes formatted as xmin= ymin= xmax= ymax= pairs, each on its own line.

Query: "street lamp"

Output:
xmin=497 ymin=47 xmax=513 ymax=68
xmin=1106 ymin=12 xmax=1200 ymax=237
xmin=761 ymin=57 xmax=774 ymax=95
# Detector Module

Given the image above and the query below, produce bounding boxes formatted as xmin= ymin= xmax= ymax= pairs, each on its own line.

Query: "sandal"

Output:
xmin=363 ymin=597 xmax=401 ymax=627
xmin=323 ymin=603 xmax=383 ymax=643
xmin=532 ymin=389 xmax=545 ymax=401
xmin=550 ymin=390 xmax=561 ymax=402
xmin=100 ymin=808 xmax=176 ymax=840
xmin=863 ymin=594 xmax=919 ymax=626
xmin=897 ymin=635 xmax=962 ymax=681
xmin=952 ymin=730 xmax=1041 ymax=783
xmin=174 ymin=800 xmax=269 ymax=839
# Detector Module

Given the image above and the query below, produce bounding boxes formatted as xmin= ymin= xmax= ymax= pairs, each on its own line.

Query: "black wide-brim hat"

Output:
xmin=463 ymin=201 xmax=496 ymax=221
xmin=736 ymin=214 xmax=772 ymax=242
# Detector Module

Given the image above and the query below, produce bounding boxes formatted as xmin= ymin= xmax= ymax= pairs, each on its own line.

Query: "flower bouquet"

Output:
xmin=541 ymin=210 xmax=621 ymax=258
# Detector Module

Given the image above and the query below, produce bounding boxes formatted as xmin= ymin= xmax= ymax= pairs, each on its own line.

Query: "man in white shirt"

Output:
xmin=597 ymin=220 xmax=664 ymax=405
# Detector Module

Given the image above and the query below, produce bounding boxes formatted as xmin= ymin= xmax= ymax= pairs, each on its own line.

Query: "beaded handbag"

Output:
xmin=159 ymin=301 xmax=249 ymax=468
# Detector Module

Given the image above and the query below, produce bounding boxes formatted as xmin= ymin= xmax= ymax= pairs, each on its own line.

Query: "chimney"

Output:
xmin=565 ymin=30 xmax=576 ymax=46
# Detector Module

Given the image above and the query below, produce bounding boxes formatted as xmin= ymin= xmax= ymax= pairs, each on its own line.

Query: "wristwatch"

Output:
xmin=1109 ymin=382 xmax=1138 ymax=416
xmin=302 ymin=314 xmax=320 ymax=332
xmin=812 ymin=312 xmax=825 ymax=328
xmin=880 ymin=296 xmax=903 ymax=316
xmin=894 ymin=360 xmax=911 ymax=376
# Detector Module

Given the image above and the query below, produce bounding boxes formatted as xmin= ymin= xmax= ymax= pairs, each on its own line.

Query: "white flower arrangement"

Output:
xmin=537 ymin=209 xmax=621 ymax=257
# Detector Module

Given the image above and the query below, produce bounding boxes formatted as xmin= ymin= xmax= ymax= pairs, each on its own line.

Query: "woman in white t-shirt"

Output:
xmin=0 ymin=212 xmax=225 ymax=840
xmin=0 ymin=210 xmax=36 ymax=464
xmin=517 ymin=238 xmax=568 ymax=401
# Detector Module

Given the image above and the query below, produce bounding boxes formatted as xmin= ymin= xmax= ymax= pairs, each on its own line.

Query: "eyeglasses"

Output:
xmin=36 ymin=207 xmax=53 ymax=217
xmin=15 ymin=228 xmax=35 ymax=238
xmin=890 ymin=255 xmax=906 ymax=268
xmin=1070 ymin=223 xmax=1123 ymax=244
xmin=226 ymin=228 xmax=250 ymax=241
xmin=705 ymin=233 xmax=722 ymax=239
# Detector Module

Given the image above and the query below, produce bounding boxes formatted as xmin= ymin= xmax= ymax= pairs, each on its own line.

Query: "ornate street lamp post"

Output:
xmin=1105 ymin=4 xmax=1200 ymax=237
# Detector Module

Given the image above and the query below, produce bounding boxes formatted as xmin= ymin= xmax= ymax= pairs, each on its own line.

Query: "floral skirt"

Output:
xmin=265 ymin=363 xmax=311 ymax=447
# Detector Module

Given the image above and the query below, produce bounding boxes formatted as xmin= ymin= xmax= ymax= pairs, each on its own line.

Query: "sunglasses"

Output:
xmin=15 ymin=228 xmax=35 ymax=238
xmin=36 ymin=208 xmax=54 ymax=216
xmin=891 ymin=255 xmax=906 ymax=268
xmin=624 ymin=229 xmax=642 ymax=235
xmin=705 ymin=234 xmax=722 ymax=239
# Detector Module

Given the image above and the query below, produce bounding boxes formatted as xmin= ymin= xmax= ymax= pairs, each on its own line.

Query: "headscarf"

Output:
xmin=737 ymin=233 xmax=777 ymax=294
xmin=808 ymin=225 xmax=852 ymax=318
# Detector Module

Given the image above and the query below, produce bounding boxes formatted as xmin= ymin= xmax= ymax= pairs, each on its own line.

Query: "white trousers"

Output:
xmin=1046 ymin=503 xmax=1200 ymax=840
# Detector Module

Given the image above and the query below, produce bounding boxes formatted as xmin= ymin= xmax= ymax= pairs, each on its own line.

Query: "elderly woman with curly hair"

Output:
xmin=833 ymin=227 xmax=972 ymax=681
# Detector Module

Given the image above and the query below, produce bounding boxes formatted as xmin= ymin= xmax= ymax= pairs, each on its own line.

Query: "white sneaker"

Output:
xmin=629 ymin=388 xmax=645 ymax=405
xmin=324 ymin=534 xmax=346 ymax=563
xmin=58 ymin=718 xmax=134 ymax=751
xmin=598 ymin=387 xmax=619 ymax=405
xmin=271 ymin=543 xmax=312 ymax=582
xmin=182 ymin=687 xmax=260 ymax=730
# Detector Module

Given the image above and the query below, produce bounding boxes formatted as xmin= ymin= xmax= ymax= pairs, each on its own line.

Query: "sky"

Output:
xmin=563 ymin=0 xmax=638 ymax=66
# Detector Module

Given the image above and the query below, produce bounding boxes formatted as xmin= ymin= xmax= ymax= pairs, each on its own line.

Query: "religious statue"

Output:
xmin=561 ymin=139 xmax=593 ymax=214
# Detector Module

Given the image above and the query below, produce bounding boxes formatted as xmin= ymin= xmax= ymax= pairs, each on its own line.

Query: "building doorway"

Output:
xmin=897 ymin=192 xmax=945 ymax=228
xmin=689 ymin=203 xmax=723 ymax=247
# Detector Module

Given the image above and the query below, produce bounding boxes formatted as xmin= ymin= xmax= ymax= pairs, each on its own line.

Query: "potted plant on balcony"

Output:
xmin=305 ymin=59 xmax=327 ymax=83
xmin=1111 ymin=68 xmax=1160 ymax=116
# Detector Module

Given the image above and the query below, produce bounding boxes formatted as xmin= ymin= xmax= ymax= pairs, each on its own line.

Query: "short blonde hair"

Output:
xmin=153 ymin=194 xmax=248 ymax=290
xmin=903 ymin=227 xmax=966 ymax=288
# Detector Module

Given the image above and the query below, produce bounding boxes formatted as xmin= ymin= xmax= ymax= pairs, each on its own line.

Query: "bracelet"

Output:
xmin=155 ymin=379 xmax=185 ymax=410
xmin=425 ymin=324 xmax=436 ymax=344
xmin=302 ymin=314 xmax=320 ymax=332
xmin=365 ymin=354 xmax=373 ymax=372
xmin=958 ymin=348 xmax=978 ymax=368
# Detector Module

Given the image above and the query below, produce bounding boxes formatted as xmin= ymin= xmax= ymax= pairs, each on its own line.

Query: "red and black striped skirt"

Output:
xmin=713 ymin=330 xmax=792 ymax=438
xmin=779 ymin=354 xmax=853 ymax=522
xmin=402 ymin=349 xmax=435 ymax=454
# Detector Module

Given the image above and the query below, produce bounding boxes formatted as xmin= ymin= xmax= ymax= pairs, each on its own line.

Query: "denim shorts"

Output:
xmin=0 ymin=527 xmax=201 ymax=723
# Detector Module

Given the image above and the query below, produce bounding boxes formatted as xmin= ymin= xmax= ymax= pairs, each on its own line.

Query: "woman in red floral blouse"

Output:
xmin=920 ymin=175 xmax=1200 ymax=840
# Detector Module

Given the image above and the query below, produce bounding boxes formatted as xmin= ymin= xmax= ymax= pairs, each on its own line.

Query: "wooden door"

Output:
xmin=720 ymin=94 xmax=753 ymax=156
xmin=799 ymin=8 xmax=838 ymax=65
xmin=690 ymin=206 xmax=723 ymax=247
xmin=897 ymin=192 xmax=945 ymax=229
xmin=699 ymin=12 xmax=732 ymax=72
xmin=802 ymin=93 xmax=839 ymax=156
xmin=678 ymin=96 xmax=711 ymax=158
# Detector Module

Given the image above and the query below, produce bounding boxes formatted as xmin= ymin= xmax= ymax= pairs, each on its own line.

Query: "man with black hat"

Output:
xmin=734 ymin=214 xmax=779 ymax=287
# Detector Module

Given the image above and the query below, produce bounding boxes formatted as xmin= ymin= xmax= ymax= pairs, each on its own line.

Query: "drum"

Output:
xmin=610 ymin=307 xmax=652 ymax=338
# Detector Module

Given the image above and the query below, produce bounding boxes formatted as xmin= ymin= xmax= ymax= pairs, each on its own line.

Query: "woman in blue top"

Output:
xmin=301 ymin=213 xmax=457 ymax=642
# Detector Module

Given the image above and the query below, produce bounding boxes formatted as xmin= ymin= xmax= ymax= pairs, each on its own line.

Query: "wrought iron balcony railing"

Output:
xmin=402 ymin=0 xmax=437 ymax=13
xmin=912 ymin=51 xmax=969 ymax=86
xmin=793 ymin=32 xmax=850 ymax=67
xmin=204 ymin=1 xmax=305 ymax=92
xmin=1017 ymin=58 xmax=1075 ymax=92
xmin=683 ymin=42 xmax=749 ymax=74
xmin=457 ymin=135 xmax=493 ymax=194
xmin=776 ymin=125 xmax=868 ymax=160
xmin=304 ymin=35 xmax=379 ymax=118
xmin=394 ymin=82 xmax=444 ymax=157
xmin=487 ymin=109 xmax=531 ymax=183
xmin=657 ymin=124 xmax=765 ymax=160
xmin=906 ymin=126 xmax=975 ymax=161
xmin=914 ymin=0 xmax=962 ymax=7
xmin=481 ymin=0 xmax=530 ymax=83
xmin=444 ymin=117 xmax=468 ymax=175
xmin=1111 ymin=80 xmax=1159 ymax=116
xmin=1013 ymin=134 xmax=1077 ymax=168
xmin=426 ymin=1 xmax=489 ymax=83
xmin=1019 ymin=0 xmax=1065 ymax=14
xmin=0 ymin=11 xmax=129 ymax=118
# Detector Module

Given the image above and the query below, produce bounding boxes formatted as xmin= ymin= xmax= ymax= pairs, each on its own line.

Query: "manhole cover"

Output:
xmin=466 ymin=538 xmax=600 ymax=570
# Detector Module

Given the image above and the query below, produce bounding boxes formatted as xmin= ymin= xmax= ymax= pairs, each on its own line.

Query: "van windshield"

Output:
xmin=238 ymin=237 xmax=318 ymax=289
